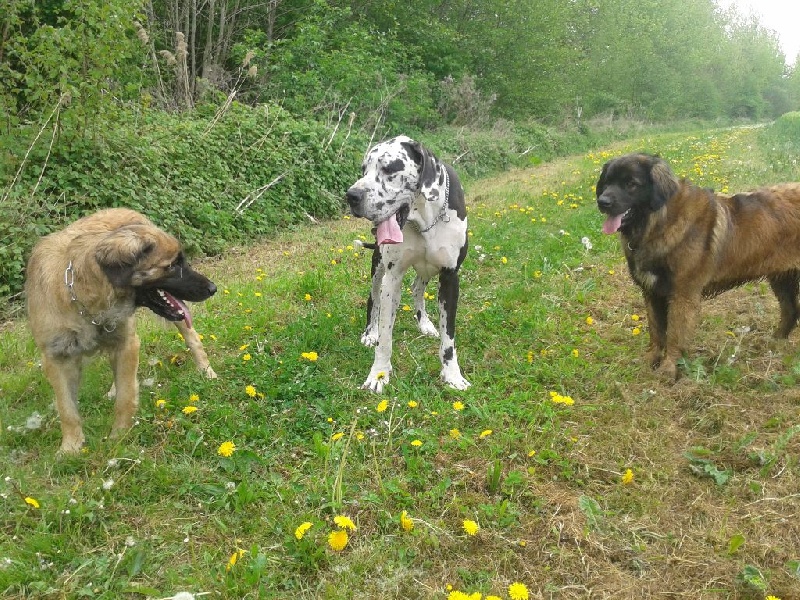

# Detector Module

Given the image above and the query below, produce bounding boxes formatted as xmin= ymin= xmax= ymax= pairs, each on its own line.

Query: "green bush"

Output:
xmin=0 ymin=101 xmax=365 ymax=302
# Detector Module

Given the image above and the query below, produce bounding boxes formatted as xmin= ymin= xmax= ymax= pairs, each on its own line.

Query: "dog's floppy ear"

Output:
xmin=95 ymin=225 xmax=156 ymax=287
xmin=596 ymin=162 xmax=610 ymax=196
xmin=648 ymin=156 xmax=679 ymax=211
xmin=402 ymin=140 xmax=439 ymax=201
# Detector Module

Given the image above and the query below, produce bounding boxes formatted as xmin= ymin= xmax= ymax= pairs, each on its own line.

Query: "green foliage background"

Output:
xmin=2 ymin=0 xmax=800 ymax=305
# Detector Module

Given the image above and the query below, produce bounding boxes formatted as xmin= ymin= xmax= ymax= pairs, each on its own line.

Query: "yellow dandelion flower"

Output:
xmin=24 ymin=497 xmax=40 ymax=509
xmin=217 ymin=441 xmax=236 ymax=457
xmin=226 ymin=548 xmax=246 ymax=571
xmin=402 ymin=304 xmax=411 ymax=311
xmin=304 ymin=293 xmax=312 ymax=301
xmin=334 ymin=515 xmax=357 ymax=531
xmin=376 ymin=399 xmax=389 ymax=413
xmin=331 ymin=432 xmax=344 ymax=442
xmin=356 ymin=431 xmax=365 ymax=441
xmin=245 ymin=385 xmax=257 ymax=398
xmin=526 ymin=351 xmax=534 ymax=363
xmin=508 ymin=582 xmax=529 ymax=600
xmin=462 ymin=519 xmax=479 ymax=535
xmin=449 ymin=428 xmax=461 ymax=439
xmin=407 ymin=400 xmax=418 ymax=408
xmin=632 ymin=327 xmax=641 ymax=336
xmin=527 ymin=449 xmax=536 ymax=457
xmin=242 ymin=353 xmax=252 ymax=361
xmin=328 ymin=529 xmax=349 ymax=551
xmin=448 ymin=591 xmax=471 ymax=600
xmin=766 ymin=596 xmax=782 ymax=600
xmin=586 ymin=316 xmax=594 ymax=325
xmin=155 ymin=398 xmax=167 ymax=409
xmin=376 ymin=371 xmax=386 ymax=380
xmin=411 ymin=439 xmax=423 ymax=447
xmin=487 ymin=596 xmax=503 ymax=600
xmin=301 ymin=351 xmax=319 ymax=361
xmin=501 ymin=256 xmax=508 ymax=264
xmin=534 ymin=270 xmax=542 ymax=278
xmin=295 ymin=521 xmax=313 ymax=540
xmin=571 ymin=349 xmax=579 ymax=358
xmin=239 ymin=344 xmax=249 ymax=351
xmin=621 ymin=469 xmax=634 ymax=485
xmin=452 ymin=401 xmax=465 ymax=411
xmin=182 ymin=405 xmax=198 ymax=415
xmin=189 ymin=393 xmax=199 ymax=403
xmin=478 ymin=429 xmax=492 ymax=439
xmin=631 ymin=314 xmax=640 ymax=321
xmin=400 ymin=510 xmax=414 ymax=532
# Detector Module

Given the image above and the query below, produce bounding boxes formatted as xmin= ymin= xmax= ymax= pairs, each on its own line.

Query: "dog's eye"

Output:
xmin=627 ymin=180 xmax=639 ymax=190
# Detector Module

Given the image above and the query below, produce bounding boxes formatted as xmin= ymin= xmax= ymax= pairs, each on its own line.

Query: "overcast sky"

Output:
xmin=720 ymin=0 xmax=800 ymax=64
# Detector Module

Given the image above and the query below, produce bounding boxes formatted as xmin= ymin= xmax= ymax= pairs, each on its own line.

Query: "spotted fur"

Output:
xmin=346 ymin=136 xmax=470 ymax=392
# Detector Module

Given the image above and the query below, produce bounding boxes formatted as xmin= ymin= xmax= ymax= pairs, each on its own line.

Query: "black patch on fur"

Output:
xmin=443 ymin=346 xmax=454 ymax=363
xmin=384 ymin=158 xmax=405 ymax=175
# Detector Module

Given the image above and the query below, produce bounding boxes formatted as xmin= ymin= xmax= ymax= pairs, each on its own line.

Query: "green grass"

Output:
xmin=2 ymin=125 xmax=800 ymax=599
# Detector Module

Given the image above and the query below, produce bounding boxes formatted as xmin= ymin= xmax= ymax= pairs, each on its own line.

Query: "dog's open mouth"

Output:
xmin=602 ymin=209 xmax=631 ymax=235
xmin=136 ymin=288 xmax=193 ymax=327
xmin=375 ymin=205 xmax=410 ymax=245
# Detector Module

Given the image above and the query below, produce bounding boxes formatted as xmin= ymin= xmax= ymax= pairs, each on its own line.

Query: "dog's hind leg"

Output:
xmin=769 ymin=272 xmax=800 ymax=338
xmin=437 ymin=267 xmax=470 ymax=390
xmin=174 ymin=320 xmax=217 ymax=378
xmin=42 ymin=354 xmax=85 ymax=453
xmin=109 ymin=324 xmax=141 ymax=437
xmin=411 ymin=273 xmax=438 ymax=337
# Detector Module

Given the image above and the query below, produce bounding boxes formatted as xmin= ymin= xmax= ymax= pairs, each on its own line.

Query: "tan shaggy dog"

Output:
xmin=596 ymin=153 xmax=800 ymax=379
xmin=26 ymin=208 xmax=217 ymax=453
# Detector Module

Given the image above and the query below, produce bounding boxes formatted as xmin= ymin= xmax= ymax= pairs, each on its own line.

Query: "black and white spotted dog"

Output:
xmin=346 ymin=135 xmax=470 ymax=393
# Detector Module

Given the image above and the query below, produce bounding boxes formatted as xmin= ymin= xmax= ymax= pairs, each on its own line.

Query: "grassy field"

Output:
xmin=1 ymin=125 xmax=799 ymax=599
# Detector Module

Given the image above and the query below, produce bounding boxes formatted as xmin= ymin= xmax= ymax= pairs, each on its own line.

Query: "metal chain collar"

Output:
xmin=64 ymin=261 xmax=117 ymax=332
xmin=419 ymin=167 xmax=450 ymax=233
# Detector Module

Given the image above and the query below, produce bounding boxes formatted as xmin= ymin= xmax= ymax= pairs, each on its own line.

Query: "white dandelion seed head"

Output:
xmin=102 ymin=479 xmax=115 ymax=490
xmin=107 ymin=459 xmax=118 ymax=468
xmin=25 ymin=412 xmax=43 ymax=430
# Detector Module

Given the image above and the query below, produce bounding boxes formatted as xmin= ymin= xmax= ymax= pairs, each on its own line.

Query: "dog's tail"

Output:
xmin=354 ymin=239 xmax=377 ymax=250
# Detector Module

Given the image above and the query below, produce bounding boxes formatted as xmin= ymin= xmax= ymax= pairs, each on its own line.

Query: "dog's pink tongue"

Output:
xmin=165 ymin=291 xmax=193 ymax=328
xmin=602 ymin=214 xmax=624 ymax=235
xmin=376 ymin=214 xmax=403 ymax=245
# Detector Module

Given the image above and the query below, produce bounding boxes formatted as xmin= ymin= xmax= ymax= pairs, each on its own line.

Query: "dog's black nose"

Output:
xmin=346 ymin=188 xmax=364 ymax=207
xmin=207 ymin=282 xmax=217 ymax=296
xmin=597 ymin=194 xmax=612 ymax=211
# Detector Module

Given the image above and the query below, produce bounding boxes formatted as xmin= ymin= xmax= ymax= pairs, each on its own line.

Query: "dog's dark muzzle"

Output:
xmin=345 ymin=187 xmax=366 ymax=217
xmin=596 ymin=192 xmax=615 ymax=214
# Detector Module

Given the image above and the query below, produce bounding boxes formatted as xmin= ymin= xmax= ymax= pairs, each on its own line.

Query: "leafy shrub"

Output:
xmin=0 ymin=101 xmax=365 ymax=304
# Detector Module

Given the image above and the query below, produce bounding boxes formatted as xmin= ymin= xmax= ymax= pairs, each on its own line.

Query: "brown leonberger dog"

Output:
xmin=26 ymin=208 xmax=217 ymax=453
xmin=596 ymin=153 xmax=800 ymax=379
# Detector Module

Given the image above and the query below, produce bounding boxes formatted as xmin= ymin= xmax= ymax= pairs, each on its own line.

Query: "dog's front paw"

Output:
xmin=203 ymin=365 xmax=218 ymax=379
xmin=655 ymin=360 xmax=678 ymax=381
xmin=361 ymin=329 xmax=379 ymax=347
xmin=59 ymin=435 xmax=86 ymax=455
xmin=441 ymin=367 xmax=471 ymax=390
xmin=417 ymin=316 xmax=439 ymax=338
xmin=361 ymin=367 xmax=392 ymax=393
